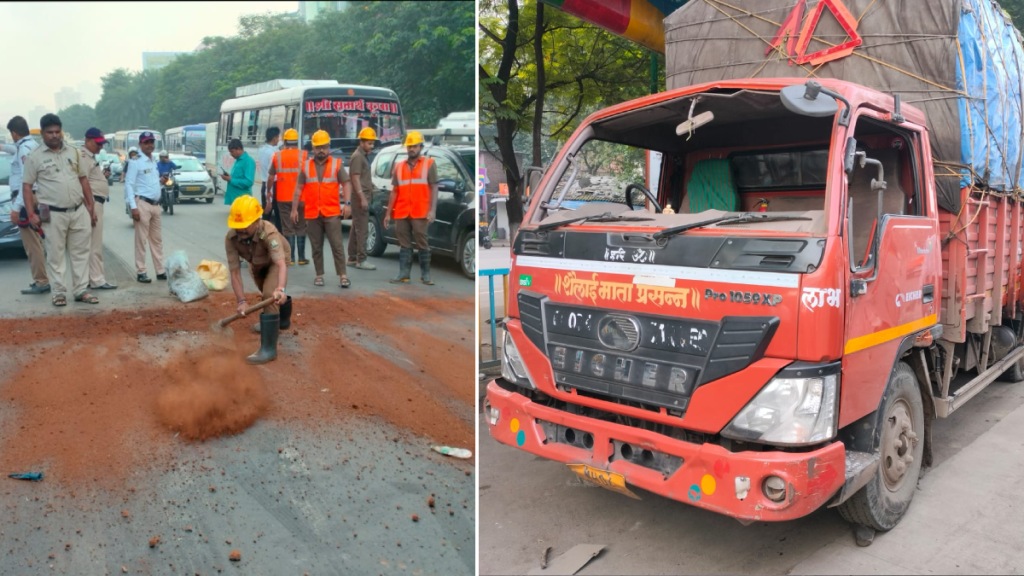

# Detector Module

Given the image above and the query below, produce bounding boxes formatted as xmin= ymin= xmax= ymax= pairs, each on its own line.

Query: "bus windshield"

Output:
xmin=301 ymin=96 xmax=403 ymax=149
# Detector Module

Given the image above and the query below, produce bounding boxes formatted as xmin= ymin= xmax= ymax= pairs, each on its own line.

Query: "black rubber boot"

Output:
xmin=246 ymin=313 xmax=279 ymax=364
xmin=253 ymin=296 xmax=291 ymax=333
xmin=420 ymin=250 xmax=434 ymax=285
xmin=390 ymin=248 xmax=412 ymax=284
xmin=279 ymin=295 xmax=292 ymax=330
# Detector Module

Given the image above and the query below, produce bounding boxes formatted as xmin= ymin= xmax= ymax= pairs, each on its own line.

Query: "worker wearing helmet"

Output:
xmin=384 ymin=131 xmax=438 ymax=285
xmin=347 ymin=126 xmax=378 ymax=270
xmin=290 ymin=129 xmax=353 ymax=289
xmin=226 ymin=195 xmax=291 ymax=364
xmin=156 ymin=150 xmax=180 ymax=204
xmin=267 ymin=128 xmax=309 ymax=266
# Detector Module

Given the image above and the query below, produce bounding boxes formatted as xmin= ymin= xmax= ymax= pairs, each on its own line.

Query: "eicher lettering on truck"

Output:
xmin=485 ymin=0 xmax=1024 ymax=540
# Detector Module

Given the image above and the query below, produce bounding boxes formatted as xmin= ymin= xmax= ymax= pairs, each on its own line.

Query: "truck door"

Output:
xmin=840 ymin=113 xmax=941 ymax=421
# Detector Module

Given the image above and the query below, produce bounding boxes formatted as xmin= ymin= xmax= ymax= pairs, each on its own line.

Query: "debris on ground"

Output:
xmin=527 ymin=544 xmax=606 ymax=575
xmin=431 ymin=446 xmax=472 ymax=459
xmin=229 ymin=549 xmax=242 ymax=562
xmin=8 ymin=472 xmax=43 ymax=481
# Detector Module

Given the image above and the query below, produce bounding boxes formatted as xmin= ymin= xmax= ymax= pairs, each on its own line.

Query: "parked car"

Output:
xmin=366 ymin=143 xmax=476 ymax=279
xmin=0 ymin=152 xmax=24 ymax=254
xmin=169 ymin=154 xmax=215 ymax=203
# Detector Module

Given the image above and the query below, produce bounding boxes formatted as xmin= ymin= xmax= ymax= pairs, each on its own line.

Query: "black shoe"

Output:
xmin=156 ymin=273 xmax=167 ymax=280
xmin=137 ymin=273 xmax=152 ymax=283
xmin=21 ymin=283 xmax=51 ymax=295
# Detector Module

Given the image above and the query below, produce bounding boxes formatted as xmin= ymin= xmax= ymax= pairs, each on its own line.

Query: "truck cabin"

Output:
xmin=533 ymin=82 xmax=924 ymax=270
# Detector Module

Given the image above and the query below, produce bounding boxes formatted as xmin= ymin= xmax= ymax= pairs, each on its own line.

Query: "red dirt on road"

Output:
xmin=0 ymin=291 xmax=474 ymax=490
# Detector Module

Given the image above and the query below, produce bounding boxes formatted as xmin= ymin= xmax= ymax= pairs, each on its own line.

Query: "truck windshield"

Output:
xmin=533 ymin=88 xmax=834 ymax=235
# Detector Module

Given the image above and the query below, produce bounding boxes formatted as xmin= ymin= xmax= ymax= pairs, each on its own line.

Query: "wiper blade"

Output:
xmin=652 ymin=213 xmax=812 ymax=239
xmin=535 ymin=212 xmax=654 ymax=232
xmin=714 ymin=213 xmax=813 ymax=226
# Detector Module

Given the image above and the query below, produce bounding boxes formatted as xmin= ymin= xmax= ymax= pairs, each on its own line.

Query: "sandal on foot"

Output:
xmin=314 ymin=276 xmax=325 ymax=287
xmin=340 ymin=276 xmax=351 ymax=289
xmin=52 ymin=294 xmax=67 ymax=307
xmin=74 ymin=292 xmax=99 ymax=304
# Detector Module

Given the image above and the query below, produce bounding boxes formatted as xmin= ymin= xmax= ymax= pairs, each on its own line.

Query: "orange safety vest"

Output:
xmin=392 ymin=157 xmax=434 ymax=219
xmin=271 ymin=148 xmax=305 ymax=203
xmin=301 ymin=156 xmax=343 ymax=219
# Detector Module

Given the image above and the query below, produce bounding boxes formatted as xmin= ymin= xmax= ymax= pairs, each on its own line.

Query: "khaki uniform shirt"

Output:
xmin=225 ymin=220 xmax=290 ymax=272
xmin=349 ymin=147 xmax=373 ymax=196
xmin=81 ymin=148 xmax=110 ymax=200
xmin=22 ymin=143 xmax=88 ymax=208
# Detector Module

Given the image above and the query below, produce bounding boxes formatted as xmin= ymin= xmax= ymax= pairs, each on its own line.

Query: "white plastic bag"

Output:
xmin=166 ymin=250 xmax=209 ymax=303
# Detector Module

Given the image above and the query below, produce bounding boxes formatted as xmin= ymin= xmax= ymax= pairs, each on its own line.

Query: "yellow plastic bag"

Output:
xmin=196 ymin=259 xmax=229 ymax=291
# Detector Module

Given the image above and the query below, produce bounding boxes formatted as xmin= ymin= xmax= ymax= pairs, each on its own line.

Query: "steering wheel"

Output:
xmin=624 ymin=183 xmax=662 ymax=213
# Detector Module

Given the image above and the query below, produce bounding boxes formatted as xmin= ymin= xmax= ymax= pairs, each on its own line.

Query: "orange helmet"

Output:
xmin=227 ymin=195 xmax=263 ymax=229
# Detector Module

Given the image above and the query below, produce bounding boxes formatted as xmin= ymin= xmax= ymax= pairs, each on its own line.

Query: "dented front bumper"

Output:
xmin=485 ymin=381 xmax=847 ymax=522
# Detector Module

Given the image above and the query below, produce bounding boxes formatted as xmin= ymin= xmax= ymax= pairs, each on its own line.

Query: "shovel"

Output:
xmin=212 ymin=297 xmax=276 ymax=335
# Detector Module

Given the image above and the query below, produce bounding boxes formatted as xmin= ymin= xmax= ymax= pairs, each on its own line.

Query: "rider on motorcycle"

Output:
xmin=157 ymin=150 xmax=180 ymax=204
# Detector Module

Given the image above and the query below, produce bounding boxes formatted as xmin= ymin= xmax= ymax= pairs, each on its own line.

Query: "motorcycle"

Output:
xmin=160 ymin=173 xmax=178 ymax=215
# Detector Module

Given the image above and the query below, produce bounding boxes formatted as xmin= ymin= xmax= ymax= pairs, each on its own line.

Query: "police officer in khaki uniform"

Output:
xmin=226 ymin=195 xmax=292 ymax=364
xmin=22 ymin=113 xmax=98 ymax=307
xmin=81 ymin=127 xmax=117 ymax=290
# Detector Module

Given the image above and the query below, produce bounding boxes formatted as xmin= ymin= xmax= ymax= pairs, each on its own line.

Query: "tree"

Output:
xmin=56 ymin=104 xmax=97 ymax=141
xmin=479 ymin=0 xmax=661 ymax=230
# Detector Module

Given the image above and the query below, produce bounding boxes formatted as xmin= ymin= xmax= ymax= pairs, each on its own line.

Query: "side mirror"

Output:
xmin=438 ymin=178 xmax=461 ymax=192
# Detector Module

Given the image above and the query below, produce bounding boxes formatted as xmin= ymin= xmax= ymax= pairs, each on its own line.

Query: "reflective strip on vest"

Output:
xmin=272 ymin=149 xmax=304 ymax=202
xmin=302 ymin=157 xmax=342 ymax=219
xmin=392 ymin=157 xmax=433 ymax=219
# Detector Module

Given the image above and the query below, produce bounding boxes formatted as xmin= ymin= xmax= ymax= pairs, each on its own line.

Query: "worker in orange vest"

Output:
xmin=267 ymin=128 xmax=309 ymax=265
xmin=384 ymin=131 xmax=438 ymax=285
xmin=290 ymin=129 xmax=353 ymax=289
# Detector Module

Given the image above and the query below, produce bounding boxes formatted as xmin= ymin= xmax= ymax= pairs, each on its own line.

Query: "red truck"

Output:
xmin=485 ymin=0 xmax=1024 ymax=534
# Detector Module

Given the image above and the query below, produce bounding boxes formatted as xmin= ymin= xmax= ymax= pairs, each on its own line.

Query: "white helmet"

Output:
xmin=159 ymin=150 xmax=169 ymax=157
xmin=128 ymin=146 xmax=138 ymax=154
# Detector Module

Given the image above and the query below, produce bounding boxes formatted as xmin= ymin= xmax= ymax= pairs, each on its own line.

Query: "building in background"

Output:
xmin=298 ymin=1 xmax=349 ymax=23
xmin=142 ymin=51 xmax=189 ymax=71
xmin=54 ymin=87 xmax=84 ymax=111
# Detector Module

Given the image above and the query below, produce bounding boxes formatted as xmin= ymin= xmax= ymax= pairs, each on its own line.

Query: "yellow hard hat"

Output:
xmin=404 ymin=131 xmax=425 ymax=147
xmin=358 ymin=127 xmax=377 ymax=141
xmin=311 ymin=130 xmax=331 ymax=147
xmin=227 ymin=195 xmax=263 ymax=229
xmin=283 ymin=128 xmax=298 ymax=142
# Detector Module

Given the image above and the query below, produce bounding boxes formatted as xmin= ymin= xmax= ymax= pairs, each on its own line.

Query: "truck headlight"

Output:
xmin=501 ymin=329 xmax=535 ymax=388
xmin=722 ymin=364 xmax=839 ymax=446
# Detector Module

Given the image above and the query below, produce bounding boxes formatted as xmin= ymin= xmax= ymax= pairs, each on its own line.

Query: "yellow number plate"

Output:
xmin=567 ymin=464 xmax=640 ymax=499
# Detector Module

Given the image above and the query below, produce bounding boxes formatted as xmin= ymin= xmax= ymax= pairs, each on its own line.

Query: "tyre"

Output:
xmin=459 ymin=231 xmax=475 ymax=279
xmin=837 ymin=362 xmax=924 ymax=531
xmin=169 ymin=201 xmax=174 ymax=215
xmin=366 ymin=215 xmax=387 ymax=257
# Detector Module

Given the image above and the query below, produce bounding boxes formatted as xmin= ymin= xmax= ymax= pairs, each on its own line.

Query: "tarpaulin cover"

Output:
xmin=664 ymin=0 xmax=1024 ymax=213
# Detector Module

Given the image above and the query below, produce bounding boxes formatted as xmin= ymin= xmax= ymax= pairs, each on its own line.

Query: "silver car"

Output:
xmin=169 ymin=154 xmax=215 ymax=203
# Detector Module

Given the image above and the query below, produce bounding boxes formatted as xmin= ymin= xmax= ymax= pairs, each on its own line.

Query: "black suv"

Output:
xmin=366 ymin=143 xmax=476 ymax=279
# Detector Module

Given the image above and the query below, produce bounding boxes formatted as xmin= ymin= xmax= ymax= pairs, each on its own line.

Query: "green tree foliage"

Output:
xmin=95 ymin=2 xmax=472 ymax=134
xmin=56 ymin=104 xmax=97 ymax=141
xmin=304 ymin=2 xmax=475 ymax=128
xmin=479 ymin=0 xmax=662 ymax=226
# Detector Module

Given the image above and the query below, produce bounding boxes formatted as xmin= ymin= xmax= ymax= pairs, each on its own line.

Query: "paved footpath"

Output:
xmin=790 ymin=399 xmax=1024 ymax=575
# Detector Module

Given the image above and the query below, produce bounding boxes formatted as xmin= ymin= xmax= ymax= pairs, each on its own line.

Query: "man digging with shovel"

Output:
xmin=226 ymin=196 xmax=291 ymax=364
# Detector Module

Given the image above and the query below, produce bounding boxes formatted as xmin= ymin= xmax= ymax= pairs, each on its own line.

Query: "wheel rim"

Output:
xmin=462 ymin=236 xmax=475 ymax=276
xmin=368 ymin=220 xmax=379 ymax=248
xmin=881 ymin=398 xmax=919 ymax=490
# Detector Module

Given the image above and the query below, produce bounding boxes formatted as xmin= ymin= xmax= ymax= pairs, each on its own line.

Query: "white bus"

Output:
xmin=216 ymin=79 xmax=406 ymax=182
xmin=112 ymin=128 xmax=164 ymax=161
xmin=164 ymin=124 xmax=209 ymax=160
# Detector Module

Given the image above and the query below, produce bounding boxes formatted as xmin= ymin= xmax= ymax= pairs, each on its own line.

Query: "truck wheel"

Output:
xmin=837 ymin=361 xmax=924 ymax=531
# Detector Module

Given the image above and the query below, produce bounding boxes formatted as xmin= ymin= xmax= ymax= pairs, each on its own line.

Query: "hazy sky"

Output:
xmin=0 ymin=1 xmax=296 ymax=125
